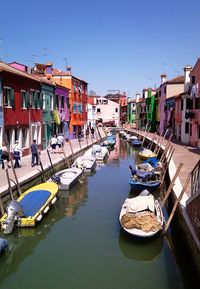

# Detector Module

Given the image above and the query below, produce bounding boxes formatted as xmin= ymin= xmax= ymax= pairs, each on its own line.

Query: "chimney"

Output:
xmin=136 ymin=93 xmax=140 ymax=103
xmin=183 ymin=65 xmax=192 ymax=93
xmin=161 ymin=74 xmax=167 ymax=84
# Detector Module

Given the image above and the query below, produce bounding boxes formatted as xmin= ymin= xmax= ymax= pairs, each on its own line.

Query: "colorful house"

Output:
xmin=95 ymin=97 xmax=120 ymax=127
xmin=33 ymin=63 xmax=88 ymax=139
xmin=40 ymin=80 xmax=55 ymax=149
xmin=159 ymin=74 xmax=184 ymax=135
xmin=0 ymin=61 xmax=42 ymax=155
xmin=180 ymin=62 xmax=200 ymax=147
xmin=127 ymin=98 xmax=136 ymax=127
xmin=54 ymin=84 xmax=70 ymax=140
xmin=0 ymin=78 xmax=3 ymax=146
xmin=145 ymin=88 xmax=157 ymax=132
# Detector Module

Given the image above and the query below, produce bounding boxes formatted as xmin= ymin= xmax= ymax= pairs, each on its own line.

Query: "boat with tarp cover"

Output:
xmin=119 ymin=194 xmax=164 ymax=238
xmin=0 ymin=182 xmax=58 ymax=233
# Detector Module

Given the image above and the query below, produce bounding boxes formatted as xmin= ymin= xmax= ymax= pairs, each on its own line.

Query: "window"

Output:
xmin=190 ymin=124 xmax=192 ymax=136
xmin=21 ymin=90 xmax=26 ymax=108
xmin=181 ymin=99 xmax=183 ymax=110
xmin=115 ymin=108 xmax=118 ymax=113
xmin=4 ymin=87 xmax=15 ymax=108
xmin=185 ymin=122 xmax=189 ymax=134
xmin=22 ymin=128 xmax=28 ymax=147
xmin=164 ymin=87 xmax=166 ymax=94
xmin=195 ymin=97 xmax=200 ymax=110
xmin=54 ymin=94 xmax=59 ymax=109
xmin=198 ymin=125 xmax=200 ymax=139
xmin=192 ymin=75 xmax=195 ymax=84
xmin=30 ymin=90 xmax=35 ymax=108
xmin=61 ymin=96 xmax=64 ymax=108
xmin=186 ymin=98 xmax=193 ymax=110
xmin=97 ymin=108 xmax=101 ymax=113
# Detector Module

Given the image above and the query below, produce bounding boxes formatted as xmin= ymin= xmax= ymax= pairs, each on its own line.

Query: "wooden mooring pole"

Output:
xmin=5 ymin=161 xmax=14 ymax=200
xmin=47 ymin=149 xmax=55 ymax=175
xmin=10 ymin=159 xmax=22 ymax=195
xmin=0 ymin=197 xmax=5 ymax=215
xmin=161 ymin=163 xmax=183 ymax=208
xmin=38 ymin=154 xmax=46 ymax=182
xmin=164 ymin=173 xmax=191 ymax=233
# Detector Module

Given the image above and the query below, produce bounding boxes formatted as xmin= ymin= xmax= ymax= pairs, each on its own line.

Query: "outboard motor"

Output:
xmin=2 ymin=200 xmax=23 ymax=234
xmin=51 ymin=174 xmax=61 ymax=184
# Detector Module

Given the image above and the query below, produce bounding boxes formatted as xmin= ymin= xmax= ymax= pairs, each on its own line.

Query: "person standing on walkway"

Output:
xmin=57 ymin=133 xmax=65 ymax=153
xmin=50 ymin=135 xmax=57 ymax=153
xmin=91 ymin=127 xmax=95 ymax=139
xmin=1 ymin=142 xmax=11 ymax=169
xmin=31 ymin=139 xmax=39 ymax=167
xmin=12 ymin=140 xmax=23 ymax=168
xmin=78 ymin=126 xmax=82 ymax=142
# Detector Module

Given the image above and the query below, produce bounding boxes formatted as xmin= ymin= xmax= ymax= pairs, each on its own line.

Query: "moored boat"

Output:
xmin=119 ymin=194 xmax=164 ymax=237
xmin=129 ymin=179 xmax=160 ymax=193
xmin=138 ymin=149 xmax=157 ymax=160
xmin=72 ymin=155 xmax=96 ymax=171
xmin=0 ymin=182 xmax=59 ymax=233
xmin=51 ymin=167 xmax=83 ymax=190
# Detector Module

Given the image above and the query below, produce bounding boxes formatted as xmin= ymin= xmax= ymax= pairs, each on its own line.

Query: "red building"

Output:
xmin=0 ymin=61 xmax=42 ymax=155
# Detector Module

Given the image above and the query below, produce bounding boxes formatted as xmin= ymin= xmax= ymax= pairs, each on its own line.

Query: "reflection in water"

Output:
xmin=65 ymin=179 xmax=88 ymax=217
xmin=118 ymin=229 xmax=163 ymax=262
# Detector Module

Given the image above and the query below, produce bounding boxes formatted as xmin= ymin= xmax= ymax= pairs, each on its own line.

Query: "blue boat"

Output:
xmin=129 ymin=179 xmax=160 ymax=193
xmin=143 ymin=157 xmax=159 ymax=168
xmin=132 ymin=139 xmax=142 ymax=147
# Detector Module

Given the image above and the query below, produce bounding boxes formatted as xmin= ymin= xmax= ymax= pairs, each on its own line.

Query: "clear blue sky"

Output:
xmin=0 ymin=0 xmax=200 ymax=98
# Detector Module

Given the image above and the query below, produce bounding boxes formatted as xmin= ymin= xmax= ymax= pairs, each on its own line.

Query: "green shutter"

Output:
xmin=25 ymin=92 xmax=30 ymax=109
xmin=10 ymin=89 xmax=15 ymax=109
xmin=39 ymin=93 xmax=43 ymax=109
xmin=34 ymin=91 xmax=38 ymax=108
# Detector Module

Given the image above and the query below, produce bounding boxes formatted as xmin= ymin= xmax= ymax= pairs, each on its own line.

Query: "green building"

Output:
xmin=127 ymin=99 xmax=136 ymax=127
xmin=145 ymin=88 xmax=157 ymax=132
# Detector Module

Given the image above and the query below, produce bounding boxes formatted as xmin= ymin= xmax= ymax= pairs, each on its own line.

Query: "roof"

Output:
xmin=52 ymin=68 xmax=88 ymax=84
xmin=166 ymin=75 xmax=184 ymax=84
xmin=0 ymin=61 xmax=40 ymax=82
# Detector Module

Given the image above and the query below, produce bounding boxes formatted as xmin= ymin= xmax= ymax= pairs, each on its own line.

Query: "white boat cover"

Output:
xmin=123 ymin=195 xmax=155 ymax=213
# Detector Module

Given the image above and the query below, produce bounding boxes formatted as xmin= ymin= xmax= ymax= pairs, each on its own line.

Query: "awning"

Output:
xmin=53 ymin=110 xmax=60 ymax=125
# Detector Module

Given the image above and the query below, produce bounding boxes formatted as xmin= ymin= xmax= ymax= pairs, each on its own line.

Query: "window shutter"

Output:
xmin=39 ymin=93 xmax=43 ymax=109
xmin=25 ymin=92 xmax=30 ymax=109
xmin=10 ymin=89 xmax=15 ymax=109
xmin=3 ymin=88 xmax=8 ymax=106
xmin=34 ymin=91 xmax=38 ymax=108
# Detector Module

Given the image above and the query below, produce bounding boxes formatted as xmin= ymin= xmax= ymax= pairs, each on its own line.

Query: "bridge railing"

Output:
xmin=191 ymin=159 xmax=200 ymax=195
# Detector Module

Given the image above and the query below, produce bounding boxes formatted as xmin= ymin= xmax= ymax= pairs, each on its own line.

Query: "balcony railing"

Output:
xmin=191 ymin=159 xmax=200 ymax=195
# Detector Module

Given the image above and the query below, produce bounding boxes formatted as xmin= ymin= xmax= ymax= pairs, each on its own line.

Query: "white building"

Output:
xmin=95 ymin=97 xmax=120 ymax=127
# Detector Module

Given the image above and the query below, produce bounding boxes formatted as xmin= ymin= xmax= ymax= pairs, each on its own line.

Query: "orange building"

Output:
xmin=33 ymin=63 xmax=88 ymax=138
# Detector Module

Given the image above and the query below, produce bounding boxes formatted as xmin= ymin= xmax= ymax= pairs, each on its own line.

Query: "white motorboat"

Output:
xmin=119 ymin=194 xmax=164 ymax=237
xmin=51 ymin=167 xmax=83 ymax=190
xmin=72 ymin=155 xmax=96 ymax=171
xmin=83 ymin=145 xmax=109 ymax=161
xmin=92 ymin=144 xmax=109 ymax=161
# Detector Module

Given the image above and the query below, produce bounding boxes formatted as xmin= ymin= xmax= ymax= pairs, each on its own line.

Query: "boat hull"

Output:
xmin=129 ymin=179 xmax=160 ymax=193
xmin=0 ymin=182 xmax=58 ymax=228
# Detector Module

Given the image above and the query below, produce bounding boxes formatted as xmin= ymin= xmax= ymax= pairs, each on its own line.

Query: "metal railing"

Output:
xmin=191 ymin=159 xmax=200 ymax=195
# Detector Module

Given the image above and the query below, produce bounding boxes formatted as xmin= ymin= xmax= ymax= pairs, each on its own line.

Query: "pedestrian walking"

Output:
xmin=50 ymin=135 xmax=57 ymax=153
xmin=12 ymin=140 xmax=23 ymax=168
xmin=57 ymin=133 xmax=65 ymax=153
xmin=1 ymin=142 xmax=11 ymax=169
xmin=86 ymin=126 xmax=89 ymax=139
xmin=91 ymin=127 xmax=95 ymax=139
xmin=31 ymin=139 xmax=39 ymax=167
xmin=78 ymin=126 xmax=82 ymax=142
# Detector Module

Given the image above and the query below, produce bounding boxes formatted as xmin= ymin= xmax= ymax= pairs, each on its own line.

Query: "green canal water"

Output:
xmin=0 ymin=139 xmax=194 ymax=289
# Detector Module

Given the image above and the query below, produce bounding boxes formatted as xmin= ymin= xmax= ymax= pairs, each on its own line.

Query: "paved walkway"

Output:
xmin=0 ymin=127 xmax=106 ymax=195
xmin=126 ymin=127 xmax=200 ymax=197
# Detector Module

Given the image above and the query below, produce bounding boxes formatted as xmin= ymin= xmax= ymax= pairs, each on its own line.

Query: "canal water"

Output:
xmin=0 ymin=138 xmax=194 ymax=289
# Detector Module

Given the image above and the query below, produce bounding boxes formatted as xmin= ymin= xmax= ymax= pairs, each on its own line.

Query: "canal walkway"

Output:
xmin=125 ymin=127 xmax=200 ymax=198
xmin=0 ymin=127 xmax=106 ymax=196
